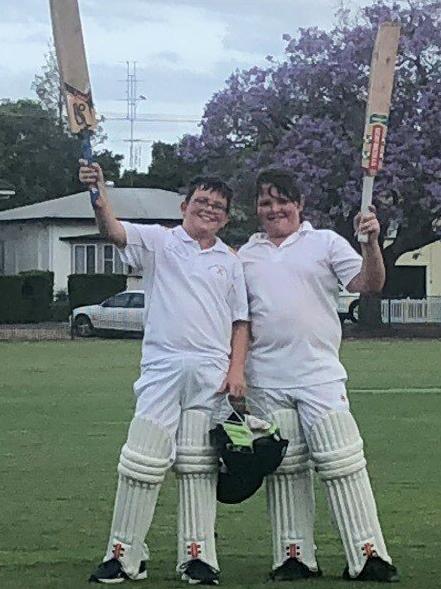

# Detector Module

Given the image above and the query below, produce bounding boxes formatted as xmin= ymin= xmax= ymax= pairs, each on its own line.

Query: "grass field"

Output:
xmin=0 ymin=339 xmax=440 ymax=589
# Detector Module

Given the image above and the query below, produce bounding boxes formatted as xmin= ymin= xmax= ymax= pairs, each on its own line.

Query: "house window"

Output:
xmin=74 ymin=244 xmax=96 ymax=274
xmin=0 ymin=241 xmax=4 ymax=275
xmin=103 ymin=244 xmax=124 ymax=274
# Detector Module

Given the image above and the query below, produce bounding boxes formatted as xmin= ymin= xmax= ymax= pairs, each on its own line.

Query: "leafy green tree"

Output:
xmin=0 ymin=99 xmax=82 ymax=208
xmin=117 ymin=141 xmax=201 ymax=190
xmin=32 ymin=47 xmax=64 ymax=127
xmin=94 ymin=149 xmax=124 ymax=184
xmin=0 ymin=100 xmax=123 ymax=210
xmin=117 ymin=170 xmax=150 ymax=188
xmin=32 ymin=45 xmax=107 ymax=145
xmin=147 ymin=141 xmax=200 ymax=190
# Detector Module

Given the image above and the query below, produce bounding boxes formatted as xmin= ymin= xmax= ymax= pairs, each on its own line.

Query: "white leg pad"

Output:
xmin=174 ymin=410 xmax=219 ymax=572
xmin=105 ymin=417 xmax=173 ymax=579
xmin=310 ymin=411 xmax=391 ymax=577
xmin=266 ymin=409 xmax=318 ymax=571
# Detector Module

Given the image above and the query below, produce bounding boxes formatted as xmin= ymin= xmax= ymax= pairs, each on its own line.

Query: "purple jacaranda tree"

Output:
xmin=178 ymin=0 xmax=441 ymax=297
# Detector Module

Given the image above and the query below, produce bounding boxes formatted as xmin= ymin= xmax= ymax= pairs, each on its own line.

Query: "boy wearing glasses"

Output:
xmin=79 ymin=163 xmax=249 ymax=585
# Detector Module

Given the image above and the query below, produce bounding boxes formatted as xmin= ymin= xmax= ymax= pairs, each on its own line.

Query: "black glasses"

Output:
xmin=191 ymin=197 xmax=227 ymax=213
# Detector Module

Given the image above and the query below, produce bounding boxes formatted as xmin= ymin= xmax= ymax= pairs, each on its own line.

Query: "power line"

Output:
xmin=0 ymin=110 xmax=200 ymax=123
xmin=104 ymin=114 xmax=200 ymax=123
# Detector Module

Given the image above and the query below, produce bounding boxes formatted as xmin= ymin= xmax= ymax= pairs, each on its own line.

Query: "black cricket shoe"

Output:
xmin=343 ymin=557 xmax=400 ymax=583
xmin=269 ymin=558 xmax=323 ymax=581
xmin=181 ymin=559 xmax=220 ymax=585
xmin=89 ymin=558 xmax=147 ymax=584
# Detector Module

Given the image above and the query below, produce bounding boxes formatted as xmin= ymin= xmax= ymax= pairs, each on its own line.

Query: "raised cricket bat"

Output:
xmin=49 ymin=0 xmax=100 ymax=206
xmin=359 ymin=22 xmax=400 ymax=243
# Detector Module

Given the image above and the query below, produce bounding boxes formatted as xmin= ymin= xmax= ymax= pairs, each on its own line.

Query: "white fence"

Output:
xmin=381 ymin=297 xmax=441 ymax=323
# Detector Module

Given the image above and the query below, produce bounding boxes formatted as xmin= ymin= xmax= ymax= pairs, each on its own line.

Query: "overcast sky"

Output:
xmin=0 ymin=0 xmax=371 ymax=171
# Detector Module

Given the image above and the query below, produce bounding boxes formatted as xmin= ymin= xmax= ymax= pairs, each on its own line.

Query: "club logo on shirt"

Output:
xmin=209 ymin=264 xmax=227 ymax=278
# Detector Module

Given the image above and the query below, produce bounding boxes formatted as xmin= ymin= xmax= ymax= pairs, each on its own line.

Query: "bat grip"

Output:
xmin=81 ymin=132 xmax=100 ymax=208
xmin=358 ymin=175 xmax=374 ymax=244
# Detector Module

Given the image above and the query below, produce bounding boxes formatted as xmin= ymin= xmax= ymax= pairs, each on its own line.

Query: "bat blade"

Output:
xmin=361 ymin=22 xmax=401 ymax=175
xmin=49 ymin=0 xmax=97 ymax=134
xmin=49 ymin=0 xmax=100 ymax=205
xmin=359 ymin=22 xmax=400 ymax=242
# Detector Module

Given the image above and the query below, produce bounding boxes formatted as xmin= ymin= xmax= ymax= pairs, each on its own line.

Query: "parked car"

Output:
xmin=337 ymin=285 xmax=360 ymax=323
xmin=72 ymin=286 xmax=359 ymax=336
xmin=72 ymin=290 xmax=144 ymax=336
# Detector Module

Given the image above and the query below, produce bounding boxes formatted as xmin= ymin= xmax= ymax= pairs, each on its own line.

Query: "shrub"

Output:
xmin=50 ymin=301 xmax=71 ymax=322
xmin=20 ymin=270 xmax=54 ymax=322
xmin=0 ymin=276 xmax=26 ymax=323
xmin=68 ymin=274 xmax=127 ymax=310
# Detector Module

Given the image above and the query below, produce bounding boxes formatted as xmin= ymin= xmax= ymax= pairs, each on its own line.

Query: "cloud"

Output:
xmin=0 ymin=20 xmax=51 ymax=75
xmin=81 ymin=1 xmax=259 ymax=75
xmin=0 ymin=0 xmax=376 ymax=169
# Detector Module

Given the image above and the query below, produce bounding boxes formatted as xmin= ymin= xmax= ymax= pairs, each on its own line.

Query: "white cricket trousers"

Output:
xmin=133 ymin=355 xmax=228 ymax=448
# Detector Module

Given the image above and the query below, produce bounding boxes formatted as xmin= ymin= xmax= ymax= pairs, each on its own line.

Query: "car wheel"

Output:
xmin=74 ymin=314 xmax=94 ymax=337
xmin=348 ymin=299 xmax=360 ymax=323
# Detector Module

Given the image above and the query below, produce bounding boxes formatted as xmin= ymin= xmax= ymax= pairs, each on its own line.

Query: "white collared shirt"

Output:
xmin=118 ymin=223 xmax=249 ymax=367
xmin=238 ymin=222 xmax=362 ymax=387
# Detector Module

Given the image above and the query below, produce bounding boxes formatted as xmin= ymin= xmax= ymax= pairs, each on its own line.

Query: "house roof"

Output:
xmin=0 ymin=187 xmax=184 ymax=222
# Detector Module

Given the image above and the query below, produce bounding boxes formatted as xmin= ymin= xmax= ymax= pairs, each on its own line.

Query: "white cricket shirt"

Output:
xmin=118 ymin=223 xmax=249 ymax=367
xmin=238 ymin=222 xmax=362 ymax=387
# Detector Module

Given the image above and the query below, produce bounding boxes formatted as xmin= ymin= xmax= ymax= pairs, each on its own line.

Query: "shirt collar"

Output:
xmin=249 ymin=221 xmax=314 ymax=246
xmin=175 ymin=224 xmax=229 ymax=253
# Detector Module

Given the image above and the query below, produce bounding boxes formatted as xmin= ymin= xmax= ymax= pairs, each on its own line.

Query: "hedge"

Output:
xmin=50 ymin=301 xmax=71 ymax=322
xmin=0 ymin=272 xmax=126 ymax=323
xmin=68 ymin=274 xmax=127 ymax=310
xmin=0 ymin=276 xmax=26 ymax=323
xmin=0 ymin=271 xmax=54 ymax=323
xmin=20 ymin=270 xmax=54 ymax=323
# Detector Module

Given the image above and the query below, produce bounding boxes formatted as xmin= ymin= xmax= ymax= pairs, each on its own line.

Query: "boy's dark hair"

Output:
xmin=186 ymin=176 xmax=233 ymax=213
xmin=256 ymin=168 xmax=302 ymax=204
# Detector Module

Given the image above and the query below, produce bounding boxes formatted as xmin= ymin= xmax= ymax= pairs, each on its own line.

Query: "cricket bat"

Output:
xmin=359 ymin=22 xmax=400 ymax=243
xmin=49 ymin=0 xmax=100 ymax=206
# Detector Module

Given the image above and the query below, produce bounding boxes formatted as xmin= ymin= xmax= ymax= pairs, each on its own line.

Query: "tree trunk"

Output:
xmin=358 ymin=293 xmax=383 ymax=328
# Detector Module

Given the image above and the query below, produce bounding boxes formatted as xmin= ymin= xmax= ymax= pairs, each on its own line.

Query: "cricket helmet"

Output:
xmin=210 ymin=398 xmax=288 ymax=504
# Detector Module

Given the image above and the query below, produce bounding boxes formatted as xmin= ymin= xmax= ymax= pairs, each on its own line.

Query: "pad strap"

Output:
xmin=174 ymin=410 xmax=217 ymax=475
xmin=117 ymin=417 xmax=172 ymax=484
xmin=272 ymin=409 xmax=311 ymax=475
xmin=311 ymin=411 xmax=366 ymax=479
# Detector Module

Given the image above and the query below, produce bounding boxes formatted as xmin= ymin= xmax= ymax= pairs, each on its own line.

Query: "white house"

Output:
xmin=394 ymin=241 xmax=441 ymax=297
xmin=0 ymin=187 xmax=183 ymax=294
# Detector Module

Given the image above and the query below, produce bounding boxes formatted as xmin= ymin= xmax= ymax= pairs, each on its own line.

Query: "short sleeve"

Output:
xmin=229 ymin=258 xmax=249 ymax=322
xmin=117 ymin=222 xmax=164 ymax=272
xmin=329 ymin=233 xmax=362 ymax=288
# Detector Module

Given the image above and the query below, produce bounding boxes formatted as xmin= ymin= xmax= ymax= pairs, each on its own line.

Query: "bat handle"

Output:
xmin=358 ymin=175 xmax=374 ymax=244
xmin=81 ymin=132 xmax=100 ymax=208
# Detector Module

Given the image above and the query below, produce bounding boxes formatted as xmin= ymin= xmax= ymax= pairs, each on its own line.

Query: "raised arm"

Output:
xmin=79 ymin=160 xmax=127 ymax=248
xmin=347 ymin=206 xmax=385 ymax=294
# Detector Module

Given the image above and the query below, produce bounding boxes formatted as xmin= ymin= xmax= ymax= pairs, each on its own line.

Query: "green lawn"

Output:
xmin=0 ymin=339 xmax=440 ymax=589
